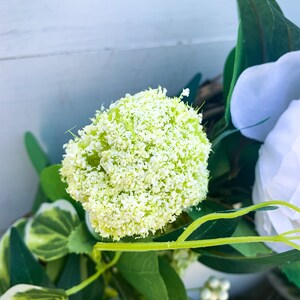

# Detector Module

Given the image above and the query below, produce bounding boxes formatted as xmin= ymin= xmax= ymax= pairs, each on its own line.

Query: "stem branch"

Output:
xmin=66 ymin=252 xmax=121 ymax=296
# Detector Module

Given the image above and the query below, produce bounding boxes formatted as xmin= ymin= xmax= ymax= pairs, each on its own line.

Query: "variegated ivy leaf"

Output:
xmin=0 ymin=284 xmax=67 ymax=300
xmin=25 ymin=200 xmax=80 ymax=261
xmin=0 ymin=218 xmax=27 ymax=296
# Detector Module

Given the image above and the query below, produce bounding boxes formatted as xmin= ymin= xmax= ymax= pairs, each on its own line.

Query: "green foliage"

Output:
xmin=198 ymin=248 xmax=300 ymax=274
xmin=31 ymin=185 xmax=49 ymax=214
xmin=40 ymin=165 xmax=70 ymax=201
xmin=0 ymin=219 xmax=27 ymax=296
xmin=225 ymin=0 xmax=300 ymax=122
xmin=1 ymin=285 xmax=67 ymax=300
xmin=223 ymin=48 xmax=235 ymax=101
xmin=68 ymin=223 xmax=98 ymax=256
xmin=158 ymin=257 xmax=187 ymax=300
xmin=26 ymin=200 xmax=81 ymax=261
xmin=9 ymin=228 xmax=54 ymax=287
xmin=0 ymin=230 xmax=10 ymax=295
xmin=24 ymin=132 xmax=50 ymax=174
xmin=282 ymin=261 xmax=300 ymax=289
xmin=156 ymin=201 xmax=239 ymax=243
xmin=117 ymin=252 xmax=169 ymax=300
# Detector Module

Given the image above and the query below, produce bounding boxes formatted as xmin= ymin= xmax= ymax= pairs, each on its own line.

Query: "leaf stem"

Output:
xmin=94 ymin=234 xmax=300 ymax=252
xmin=93 ymin=201 xmax=300 ymax=252
xmin=66 ymin=252 xmax=121 ymax=296
xmin=177 ymin=200 xmax=300 ymax=242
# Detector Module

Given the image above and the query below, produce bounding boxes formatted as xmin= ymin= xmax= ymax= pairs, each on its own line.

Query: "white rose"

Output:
xmin=230 ymin=51 xmax=300 ymax=252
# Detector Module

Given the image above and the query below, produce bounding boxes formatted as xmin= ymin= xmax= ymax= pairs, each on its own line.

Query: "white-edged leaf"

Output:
xmin=0 ymin=231 xmax=9 ymax=295
xmin=25 ymin=200 xmax=80 ymax=261
xmin=0 ymin=284 xmax=67 ymax=300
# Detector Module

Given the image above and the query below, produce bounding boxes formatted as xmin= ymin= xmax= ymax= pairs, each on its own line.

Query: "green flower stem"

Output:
xmin=66 ymin=252 xmax=121 ymax=296
xmin=94 ymin=201 xmax=300 ymax=253
xmin=177 ymin=200 xmax=300 ymax=242
xmin=279 ymin=228 xmax=300 ymax=237
xmin=94 ymin=234 xmax=300 ymax=252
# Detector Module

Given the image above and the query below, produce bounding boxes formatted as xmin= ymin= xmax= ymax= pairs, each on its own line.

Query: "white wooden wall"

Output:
xmin=0 ymin=0 xmax=299 ymax=232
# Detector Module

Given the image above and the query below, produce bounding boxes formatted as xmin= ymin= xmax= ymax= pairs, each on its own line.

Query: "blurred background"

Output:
xmin=1 ymin=0 xmax=300 ymax=233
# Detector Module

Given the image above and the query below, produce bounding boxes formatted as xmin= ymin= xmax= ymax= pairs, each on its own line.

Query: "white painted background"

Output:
xmin=1 ymin=0 xmax=299 ymax=232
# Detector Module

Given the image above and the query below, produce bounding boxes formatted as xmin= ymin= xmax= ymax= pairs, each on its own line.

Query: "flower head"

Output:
xmin=61 ymin=88 xmax=210 ymax=240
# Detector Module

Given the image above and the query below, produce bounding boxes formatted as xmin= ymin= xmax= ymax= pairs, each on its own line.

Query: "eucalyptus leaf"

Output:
xmin=225 ymin=0 xmax=300 ymax=122
xmin=24 ymin=132 xmax=50 ymax=174
xmin=117 ymin=252 xmax=169 ymax=300
xmin=40 ymin=165 xmax=70 ymax=201
xmin=158 ymin=257 xmax=187 ymax=300
xmin=31 ymin=184 xmax=49 ymax=214
xmin=0 ymin=284 xmax=67 ymax=300
xmin=10 ymin=228 xmax=54 ymax=287
xmin=26 ymin=200 xmax=80 ymax=261
xmin=198 ymin=248 xmax=300 ymax=274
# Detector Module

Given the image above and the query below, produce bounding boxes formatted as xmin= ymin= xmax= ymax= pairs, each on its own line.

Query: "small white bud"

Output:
xmin=220 ymin=279 xmax=230 ymax=291
xmin=218 ymin=290 xmax=229 ymax=300
xmin=208 ymin=276 xmax=220 ymax=289
xmin=200 ymin=288 xmax=212 ymax=300
xmin=210 ymin=292 xmax=218 ymax=300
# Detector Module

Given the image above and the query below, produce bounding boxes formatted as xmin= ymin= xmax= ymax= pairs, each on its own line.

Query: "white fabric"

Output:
xmin=230 ymin=51 xmax=300 ymax=142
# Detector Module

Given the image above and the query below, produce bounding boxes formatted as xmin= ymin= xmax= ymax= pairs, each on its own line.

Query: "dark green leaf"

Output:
xmin=117 ymin=252 xmax=168 ymax=300
xmin=230 ymin=219 xmax=272 ymax=257
xmin=223 ymin=48 xmax=236 ymax=101
xmin=57 ymin=254 xmax=82 ymax=300
xmin=110 ymin=272 xmax=140 ymax=300
xmin=31 ymin=185 xmax=49 ymax=214
xmin=24 ymin=132 xmax=50 ymax=174
xmin=45 ymin=257 xmax=66 ymax=284
xmin=40 ymin=164 xmax=85 ymax=219
xmin=158 ymin=257 xmax=187 ymax=300
xmin=40 ymin=165 xmax=70 ymax=201
xmin=198 ymin=248 xmax=300 ymax=274
xmin=176 ymin=73 xmax=202 ymax=106
xmin=208 ymin=144 xmax=231 ymax=180
xmin=57 ymin=254 xmax=104 ymax=300
xmin=0 ymin=219 xmax=28 ymax=295
xmin=282 ymin=260 xmax=300 ymax=289
xmin=9 ymin=228 xmax=54 ymax=287
xmin=155 ymin=201 xmax=239 ymax=243
xmin=81 ymin=257 xmax=104 ymax=300
xmin=225 ymin=0 xmax=300 ymax=123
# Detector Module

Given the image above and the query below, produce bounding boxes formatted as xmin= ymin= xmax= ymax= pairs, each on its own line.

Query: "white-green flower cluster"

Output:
xmin=200 ymin=276 xmax=230 ymax=300
xmin=61 ymin=87 xmax=210 ymax=240
xmin=172 ymin=249 xmax=199 ymax=276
